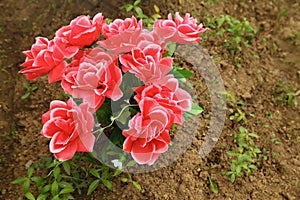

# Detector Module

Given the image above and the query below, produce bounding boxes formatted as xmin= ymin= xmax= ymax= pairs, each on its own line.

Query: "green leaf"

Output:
xmin=37 ymin=193 xmax=48 ymax=200
xmin=248 ymin=164 xmax=257 ymax=170
xmin=51 ymin=195 xmax=60 ymax=200
xmin=21 ymin=92 xmax=30 ymax=99
xmin=24 ymin=192 xmax=35 ymax=200
xmin=134 ymin=6 xmax=143 ymax=17
xmin=27 ymin=166 xmax=34 ymax=177
xmin=41 ymin=184 xmax=51 ymax=193
xmin=23 ymin=82 xmax=30 ymax=90
xmin=53 ymin=167 xmax=61 ymax=180
xmin=114 ymin=104 xmax=131 ymax=125
xmin=31 ymin=176 xmax=44 ymax=185
xmin=101 ymin=179 xmax=112 ymax=190
xmin=227 ymin=151 xmax=239 ymax=157
xmin=96 ymin=100 xmax=112 ymax=125
xmin=59 ymin=187 xmax=75 ymax=194
xmin=248 ymin=133 xmax=259 ymax=138
xmin=31 ymin=86 xmax=38 ymax=91
xmin=11 ymin=177 xmax=28 ymax=184
xmin=87 ymin=179 xmax=100 ymax=195
xmin=216 ymin=29 xmax=226 ymax=35
xmin=58 ymin=182 xmax=73 ymax=188
xmin=123 ymin=4 xmax=133 ymax=12
xmin=216 ymin=17 xmax=225 ymax=28
xmin=89 ymin=169 xmax=100 ymax=178
xmin=22 ymin=179 xmax=30 ymax=194
xmin=230 ymin=174 xmax=236 ymax=183
xmin=277 ymin=8 xmax=286 ymax=21
xmin=113 ymin=169 xmax=123 ymax=177
xmin=170 ymin=67 xmax=193 ymax=81
xmin=239 ymin=126 xmax=246 ymax=133
xmin=51 ymin=181 xmax=59 ymax=197
xmin=208 ymin=177 xmax=218 ymax=194
xmin=133 ymin=0 xmax=141 ymax=6
xmin=132 ymin=181 xmax=142 ymax=191
xmin=63 ymin=93 xmax=73 ymax=98
xmin=62 ymin=161 xmax=71 ymax=175
xmin=164 ymin=42 xmax=177 ymax=57
xmin=126 ymin=160 xmax=136 ymax=167
xmin=119 ymin=72 xmax=142 ymax=100
xmin=120 ymin=177 xmax=129 ymax=182
xmin=184 ymin=103 xmax=203 ymax=118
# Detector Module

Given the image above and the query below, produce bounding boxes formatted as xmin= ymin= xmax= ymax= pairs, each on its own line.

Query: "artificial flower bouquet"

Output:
xmin=20 ymin=12 xmax=207 ymax=166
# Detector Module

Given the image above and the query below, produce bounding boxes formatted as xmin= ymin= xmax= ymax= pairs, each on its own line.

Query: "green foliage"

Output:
xmin=169 ymin=66 xmax=193 ymax=83
xmin=51 ymin=2 xmax=57 ymax=12
xmin=96 ymin=99 xmax=112 ymax=125
xmin=11 ymin=154 xmax=137 ymax=199
xmin=120 ymin=176 xmax=142 ymax=191
xmin=208 ymin=176 xmax=218 ymax=194
xmin=205 ymin=14 xmax=257 ymax=67
xmin=121 ymin=0 xmax=161 ymax=27
xmin=21 ymin=82 xmax=38 ymax=99
xmin=273 ymin=81 xmax=298 ymax=106
xmin=226 ymin=126 xmax=261 ymax=182
xmin=289 ymin=30 xmax=300 ymax=45
xmin=229 ymin=107 xmax=247 ymax=123
xmin=184 ymin=103 xmax=204 ymax=118
xmin=222 ymin=91 xmax=248 ymax=123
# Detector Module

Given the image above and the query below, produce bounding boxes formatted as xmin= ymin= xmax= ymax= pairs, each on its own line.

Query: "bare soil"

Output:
xmin=0 ymin=0 xmax=299 ymax=199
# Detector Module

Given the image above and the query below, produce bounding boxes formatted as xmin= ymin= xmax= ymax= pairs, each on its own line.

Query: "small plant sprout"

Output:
xmin=226 ymin=126 xmax=261 ymax=182
xmin=289 ymin=30 xmax=300 ymax=45
xmin=208 ymin=176 xmax=218 ymax=194
xmin=21 ymin=82 xmax=38 ymax=99
xmin=205 ymin=14 xmax=257 ymax=67
xmin=121 ymin=0 xmax=157 ymax=26
xmin=273 ymin=81 xmax=298 ymax=106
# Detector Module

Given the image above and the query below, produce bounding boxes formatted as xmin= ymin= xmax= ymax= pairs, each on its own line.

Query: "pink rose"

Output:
xmin=61 ymin=66 xmax=79 ymax=95
xmin=102 ymin=16 xmax=142 ymax=39
xmin=134 ymin=75 xmax=192 ymax=124
xmin=20 ymin=37 xmax=77 ymax=83
xmin=72 ymin=48 xmax=123 ymax=111
xmin=119 ymin=42 xmax=172 ymax=83
xmin=61 ymin=50 xmax=88 ymax=94
xmin=154 ymin=12 xmax=208 ymax=44
xmin=41 ymin=99 xmax=95 ymax=161
xmin=98 ymin=28 xmax=165 ymax=54
xmin=123 ymin=98 xmax=172 ymax=165
xmin=56 ymin=13 xmax=104 ymax=48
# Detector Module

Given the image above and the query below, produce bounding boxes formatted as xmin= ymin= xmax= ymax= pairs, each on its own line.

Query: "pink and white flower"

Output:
xmin=41 ymin=99 xmax=95 ymax=161
xmin=98 ymin=28 xmax=165 ymax=54
xmin=20 ymin=37 xmax=78 ymax=83
xmin=134 ymin=75 xmax=192 ymax=124
xmin=56 ymin=13 xmax=104 ymax=48
xmin=154 ymin=12 xmax=208 ymax=44
xmin=102 ymin=16 xmax=142 ymax=39
xmin=123 ymin=98 xmax=172 ymax=165
xmin=72 ymin=48 xmax=123 ymax=111
xmin=119 ymin=41 xmax=172 ymax=83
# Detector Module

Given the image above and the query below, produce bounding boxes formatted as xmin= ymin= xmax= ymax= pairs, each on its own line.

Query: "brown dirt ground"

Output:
xmin=0 ymin=0 xmax=299 ymax=199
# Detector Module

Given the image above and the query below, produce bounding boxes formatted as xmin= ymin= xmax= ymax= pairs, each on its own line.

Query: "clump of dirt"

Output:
xmin=0 ymin=0 xmax=299 ymax=199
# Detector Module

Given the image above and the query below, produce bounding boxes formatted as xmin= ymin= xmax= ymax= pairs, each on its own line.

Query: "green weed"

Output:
xmin=21 ymin=83 xmax=38 ymax=99
xmin=205 ymin=14 xmax=257 ymax=67
xmin=273 ymin=81 xmax=298 ymax=106
xmin=226 ymin=126 xmax=261 ymax=182
xmin=208 ymin=176 xmax=218 ymax=194
xmin=12 ymin=154 xmax=140 ymax=199
xmin=289 ymin=30 xmax=300 ymax=45
xmin=121 ymin=0 xmax=160 ymax=27
xmin=222 ymin=92 xmax=248 ymax=123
